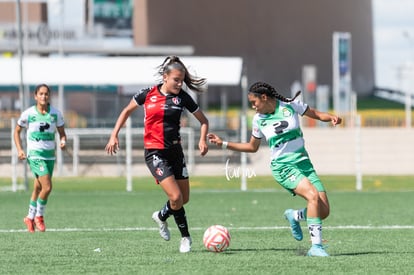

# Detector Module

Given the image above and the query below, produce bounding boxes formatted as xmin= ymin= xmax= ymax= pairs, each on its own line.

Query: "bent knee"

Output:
xmin=307 ymin=190 xmax=320 ymax=204
xmin=43 ymin=185 xmax=52 ymax=194
xmin=169 ymin=194 xmax=183 ymax=208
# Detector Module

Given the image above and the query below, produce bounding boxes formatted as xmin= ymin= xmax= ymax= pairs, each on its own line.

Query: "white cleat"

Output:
xmin=152 ymin=211 xmax=170 ymax=241
xmin=179 ymin=237 xmax=192 ymax=253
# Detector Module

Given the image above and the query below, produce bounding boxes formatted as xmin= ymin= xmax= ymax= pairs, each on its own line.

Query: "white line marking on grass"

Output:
xmin=1 ymin=225 xmax=414 ymax=233
xmin=325 ymin=225 xmax=414 ymax=229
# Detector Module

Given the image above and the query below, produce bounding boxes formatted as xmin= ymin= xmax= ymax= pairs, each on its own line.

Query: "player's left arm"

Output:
xmin=304 ymin=107 xmax=342 ymax=126
xmin=57 ymin=125 xmax=67 ymax=150
xmin=192 ymin=109 xmax=209 ymax=156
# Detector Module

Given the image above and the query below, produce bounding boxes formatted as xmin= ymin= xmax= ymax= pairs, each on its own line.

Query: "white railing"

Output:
xmin=10 ymin=120 xmax=195 ymax=192
xmin=7 ymin=120 xmax=414 ymax=192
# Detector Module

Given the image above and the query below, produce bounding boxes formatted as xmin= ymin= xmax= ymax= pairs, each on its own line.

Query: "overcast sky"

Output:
xmin=373 ymin=0 xmax=414 ymax=90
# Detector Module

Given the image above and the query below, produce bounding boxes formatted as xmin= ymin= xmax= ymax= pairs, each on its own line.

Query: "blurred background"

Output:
xmin=0 ymin=0 xmax=413 ymax=185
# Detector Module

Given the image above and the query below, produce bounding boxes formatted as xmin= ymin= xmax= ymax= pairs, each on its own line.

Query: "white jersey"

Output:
xmin=252 ymin=100 xmax=308 ymax=160
xmin=17 ymin=105 xmax=65 ymax=160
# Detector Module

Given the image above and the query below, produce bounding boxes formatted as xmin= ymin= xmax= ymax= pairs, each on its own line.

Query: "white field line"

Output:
xmin=1 ymin=225 xmax=414 ymax=234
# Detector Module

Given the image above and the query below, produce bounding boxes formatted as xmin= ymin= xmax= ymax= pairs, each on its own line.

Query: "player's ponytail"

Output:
xmin=249 ymin=82 xmax=301 ymax=102
xmin=157 ymin=56 xmax=207 ymax=93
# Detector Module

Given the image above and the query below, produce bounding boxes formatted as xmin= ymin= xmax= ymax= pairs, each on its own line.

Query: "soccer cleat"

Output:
xmin=152 ymin=211 xmax=170 ymax=241
xmin=23 ymin=217 xmax=35 ymax=233
xmin=307 ymin=244 xmax=329 ymax=257
xmin=284 ymin=209 xmax=303 ymax=241
xmin=34 ymin=216 xmax=46 ymax=232
xmin=179 ymin=237 xmax=192 ymax=253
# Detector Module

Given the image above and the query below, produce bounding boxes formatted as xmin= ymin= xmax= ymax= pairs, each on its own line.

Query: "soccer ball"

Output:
xmin=203 ymin=225 xmax=231 ymax=253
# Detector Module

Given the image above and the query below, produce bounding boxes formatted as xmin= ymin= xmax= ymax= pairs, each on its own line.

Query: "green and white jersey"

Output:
xmin=252 ymin=100 xmax=308 ymax=161
xmin=17 ymin=105 xmax=64 ymax=160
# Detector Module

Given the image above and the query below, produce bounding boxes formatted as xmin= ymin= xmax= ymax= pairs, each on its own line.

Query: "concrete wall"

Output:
xmin=2 ymin=128 xmax=414 ymax=178
xmin=250 ymin=127 xmax=414 ymax=176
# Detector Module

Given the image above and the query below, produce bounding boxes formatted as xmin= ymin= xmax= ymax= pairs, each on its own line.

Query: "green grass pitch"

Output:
xmin=0 ymin=175 xmax=413 ymax=274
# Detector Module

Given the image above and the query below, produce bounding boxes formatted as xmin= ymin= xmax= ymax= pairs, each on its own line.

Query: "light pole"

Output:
xmin=16 ymin=0 xmax=24 ymax=113
xmin=402 ymin=31 xmax=413 ymax=128
xmin=398 ymin=63 xmax=413 ymax=129
xmin=15 ymin=0 xmax=29 ymax=190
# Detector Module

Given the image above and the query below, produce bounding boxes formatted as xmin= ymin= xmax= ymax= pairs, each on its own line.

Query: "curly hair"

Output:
xmin=157 ymin=56 xmax=207 ymax=93
xmin=249 ymin=82 xmax=301 ymax=102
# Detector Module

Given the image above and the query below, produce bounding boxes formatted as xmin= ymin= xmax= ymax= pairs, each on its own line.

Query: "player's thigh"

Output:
xmin=294 ymin=177 xmax=319 ymax=201
xmin=159 ymin=175 xmax=183 ymax=203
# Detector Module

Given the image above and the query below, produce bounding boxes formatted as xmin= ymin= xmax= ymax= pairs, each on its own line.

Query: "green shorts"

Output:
xmin=27 ymin=158 xmax=55 ymax=178
xmin=270 ymin=157 xmax=325 ymax=196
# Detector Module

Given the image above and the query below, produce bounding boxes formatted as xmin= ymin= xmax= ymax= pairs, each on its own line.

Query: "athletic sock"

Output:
xmin=159 ymin=201 xmax=172 ymax=221
xmin=307 ymin=217 xmax=323 ymax=245
xmin=294 ymin=208 xmax=307 ymax=222
xmin=27 ymin=200 xmax=37 ymax=219
xmin=36 ymin=198 xmax=48 ymax=217
xmin=171 ymin=207 xmax=190 ymax=237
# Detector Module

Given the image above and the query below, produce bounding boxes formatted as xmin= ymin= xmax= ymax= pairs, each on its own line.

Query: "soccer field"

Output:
xmin=0 ymin=176 xmax=413 ymax=274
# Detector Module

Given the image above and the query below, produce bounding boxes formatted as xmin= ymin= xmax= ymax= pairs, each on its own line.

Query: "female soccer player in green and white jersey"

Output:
xmin=207 ymin=81 xmax=342 ymax=257
xmin=14 ymin=84 xmax=67 ymax=233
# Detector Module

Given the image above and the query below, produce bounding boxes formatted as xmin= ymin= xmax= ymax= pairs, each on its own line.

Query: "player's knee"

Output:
xmin=34 ymin=185 xmax=42 ymax=193
xmin=307 ymin=189 xmax=319 ymax=205
xmin=169 ymin=194 xmax=183 ymax=209
xmin=43 ymin=184 xmax=52 ymax=195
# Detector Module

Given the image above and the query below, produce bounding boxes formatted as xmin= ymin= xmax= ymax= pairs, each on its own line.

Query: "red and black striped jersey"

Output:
xmin=133 ymin=85 xmax=199 ymax=149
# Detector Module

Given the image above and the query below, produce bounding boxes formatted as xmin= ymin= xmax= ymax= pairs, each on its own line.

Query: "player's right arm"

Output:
xmin=14 ymin=124 xmax=26 ymax=160
xmin=105 ymin=99 xmax=139 ymax=155
xmin=207 ymin=133 xmax=261 ymax=153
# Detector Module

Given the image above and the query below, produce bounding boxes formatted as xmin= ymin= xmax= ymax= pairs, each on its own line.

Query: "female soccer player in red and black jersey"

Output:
xmin=105 ymin=56 xmax=209 ymax=253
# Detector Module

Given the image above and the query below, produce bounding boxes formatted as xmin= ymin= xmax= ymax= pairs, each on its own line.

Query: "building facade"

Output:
xmin=133 ymin=0 xmax=374 ymax=98
xmin=0 ymin=0 xmax=374 ymax=124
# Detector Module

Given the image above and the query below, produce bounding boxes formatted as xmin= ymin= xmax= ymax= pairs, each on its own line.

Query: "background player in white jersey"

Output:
xmin=208 ymin=81 xmax=341 ymax=257
xmin=14 ymin=84 xmax=67 ymax=233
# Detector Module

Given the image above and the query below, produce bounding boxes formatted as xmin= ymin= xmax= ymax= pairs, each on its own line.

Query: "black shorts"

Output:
xmin=144 ymin=144 xmax=189 ymax=184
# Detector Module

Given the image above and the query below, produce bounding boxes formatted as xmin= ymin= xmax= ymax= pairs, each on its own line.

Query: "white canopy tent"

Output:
xmin=0 ymin=56 xmax=243 ymax=86
xmin=4 ymin=56 xmax=250 ymax=191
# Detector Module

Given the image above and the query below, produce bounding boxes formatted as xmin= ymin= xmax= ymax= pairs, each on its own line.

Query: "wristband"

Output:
xmin=222 ymin=141 xmax=228 ymax=149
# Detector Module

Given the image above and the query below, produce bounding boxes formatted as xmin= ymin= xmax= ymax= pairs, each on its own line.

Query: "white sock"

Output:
xmin=294 ymin=208 xmax=306 ymax=221
xmin=27 ymin=204 xmax=37 ymax=220
xmin=308 ymin=224 xmax=323 ymax=246
xmin=36 ymin=203 xmax=47 ymax=217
